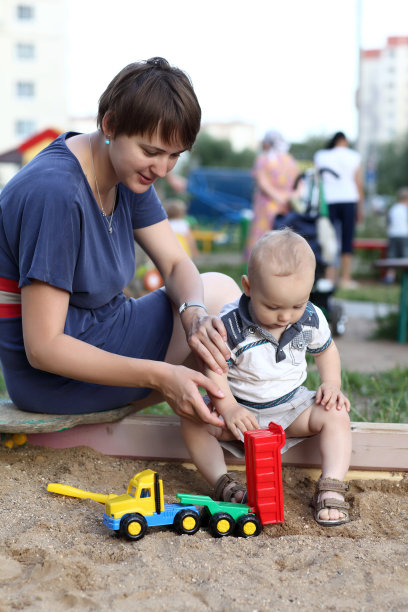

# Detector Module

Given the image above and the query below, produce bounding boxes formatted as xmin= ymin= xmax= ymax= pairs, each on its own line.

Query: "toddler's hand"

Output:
xmin=220 ymin=402 xmax=259 ymax=441
xmin=316 ymin=383 xmax=350 ymax=412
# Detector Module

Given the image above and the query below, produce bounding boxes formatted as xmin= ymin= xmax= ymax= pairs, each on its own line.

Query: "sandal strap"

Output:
xmin=316 ymin=477 xmax=349 ymax=494
xmin=213 ymin=474 xmax=246 ymax=503
xmin=314 ymin=497 xmax=350 ymax=513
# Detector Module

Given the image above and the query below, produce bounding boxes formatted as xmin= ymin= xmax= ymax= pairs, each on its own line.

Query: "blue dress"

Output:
xmin=0 ymin=133 xmax=173 ymax=413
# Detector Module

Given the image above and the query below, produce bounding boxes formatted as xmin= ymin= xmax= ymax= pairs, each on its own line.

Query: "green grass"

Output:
xmin=335 ymin=283 xmax=400 ymax=305
xmin=304 ymin=367 xmax=408 ymax=424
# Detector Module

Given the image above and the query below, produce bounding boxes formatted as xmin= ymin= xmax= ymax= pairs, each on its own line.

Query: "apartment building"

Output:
xmin=0 ymin=0 xmax=68 ymax=158
xmin=358 ymin=36 xmax=408 ymax=162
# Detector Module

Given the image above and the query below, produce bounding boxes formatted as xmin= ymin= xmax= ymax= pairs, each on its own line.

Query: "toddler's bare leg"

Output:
xmin=180 ymin=417 xmax=232 ymax=487
xmin=286 ymin=403 xmax=351 ymax=521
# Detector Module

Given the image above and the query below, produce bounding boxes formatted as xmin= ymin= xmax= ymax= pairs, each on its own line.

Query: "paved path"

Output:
xmin=335 ymin=302 xmax=408 ymax=373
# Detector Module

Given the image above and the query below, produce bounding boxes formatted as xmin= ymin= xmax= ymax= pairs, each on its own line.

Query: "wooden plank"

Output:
xmin=27 ymin=414 xmax=408 ymax=472
xmin=0 ymin=398 xmax=138 ymax=433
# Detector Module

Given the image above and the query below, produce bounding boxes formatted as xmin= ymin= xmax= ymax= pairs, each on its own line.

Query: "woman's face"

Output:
xmin=108 ymin=130 xmax=186 ymax=193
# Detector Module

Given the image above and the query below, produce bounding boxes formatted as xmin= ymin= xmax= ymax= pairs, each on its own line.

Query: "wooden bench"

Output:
xmin=353 ymin=238 xmax=388 ymax=258
xmin=0 ymin=398 xmax=138 ymax=434
xmin=374 ymin=258 xmax=408 ymax=343
xmin=353 ymin=238 xmax=388 ymax=278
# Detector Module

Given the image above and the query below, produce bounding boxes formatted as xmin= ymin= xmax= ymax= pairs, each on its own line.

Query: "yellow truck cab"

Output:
xmin=102 ymin=469 xmax=200 ymax=541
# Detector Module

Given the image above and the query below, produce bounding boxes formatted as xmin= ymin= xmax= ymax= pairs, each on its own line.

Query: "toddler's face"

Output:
xmin=243 ymin=270 xmax=314 ymax=332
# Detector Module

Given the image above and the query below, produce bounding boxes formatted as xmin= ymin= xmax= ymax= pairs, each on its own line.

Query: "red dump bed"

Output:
xmin=244 ymin=423 xmax=285 ymax=525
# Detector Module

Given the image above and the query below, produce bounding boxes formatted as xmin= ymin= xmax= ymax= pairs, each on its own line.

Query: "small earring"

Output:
xmin=105 ymin=136 xmax=110 ymax=145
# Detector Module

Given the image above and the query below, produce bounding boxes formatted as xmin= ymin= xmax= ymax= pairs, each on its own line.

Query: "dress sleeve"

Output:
xmin=18 ymin=184 xmax=81 ymax=292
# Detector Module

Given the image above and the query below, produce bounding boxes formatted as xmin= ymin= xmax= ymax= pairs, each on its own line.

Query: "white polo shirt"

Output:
xmin=220 ymin=295 xmax=332 ymax=407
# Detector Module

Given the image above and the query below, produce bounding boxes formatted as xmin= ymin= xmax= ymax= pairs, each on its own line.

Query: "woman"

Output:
xmin=245 ymin=130 xmax=299 ymax=259
xmin=314 ymin=131 xmax=364 ymax=288
xmin=0 ymin=58 xmax=241 ymax=425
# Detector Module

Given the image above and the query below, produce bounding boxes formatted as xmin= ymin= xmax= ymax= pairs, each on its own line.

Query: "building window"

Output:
xmin=15 ymin=120 xmax=36 ymax=138
xmin=17 ymin=5 xmax=35 ymax=20
xmin=16 ymin=43 xmax=35 ymax=59
xmin=16 ymin=81 xmax=35 ymax=97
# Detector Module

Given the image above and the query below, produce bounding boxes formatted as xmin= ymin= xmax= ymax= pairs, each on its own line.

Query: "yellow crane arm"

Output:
xmin=47 ymin=483 xmax=117 ymax=504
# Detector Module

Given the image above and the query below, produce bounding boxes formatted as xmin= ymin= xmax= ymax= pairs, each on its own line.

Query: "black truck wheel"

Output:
xmin=173 ymin=509 xmax=200 ymax=535
xmin=120 ymin=513 xmax=148 ymax=541
xmin=235 ymin=514 xmax=262 ymax=538
xmin=209 ymin=512 xmax=235 ymax=538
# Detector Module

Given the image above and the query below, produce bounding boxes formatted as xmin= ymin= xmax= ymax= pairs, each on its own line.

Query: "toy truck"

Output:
xmin=47 ymin=422 xmax=286 ymax=540
xmin=102 ymin=469 xmax=201 ymax=540
xmin=48 ymin=469 xmax=201 ymax=541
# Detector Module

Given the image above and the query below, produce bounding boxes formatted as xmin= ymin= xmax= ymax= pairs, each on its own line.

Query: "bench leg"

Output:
xmin=398 ymin=270 xmax=408 ymax=343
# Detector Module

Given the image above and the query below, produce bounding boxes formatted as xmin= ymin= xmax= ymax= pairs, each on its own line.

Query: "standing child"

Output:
xmin=165 ymin=199 xmax=199 ymax=259
xmin=384 ymin=187 xmax=408 ymax=283
xmin=181 ymin=228 xmax=352 ymax=526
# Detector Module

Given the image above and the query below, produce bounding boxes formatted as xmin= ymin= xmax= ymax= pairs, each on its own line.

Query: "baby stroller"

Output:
xmin=274 ymin=167 xmax=347 ymax=336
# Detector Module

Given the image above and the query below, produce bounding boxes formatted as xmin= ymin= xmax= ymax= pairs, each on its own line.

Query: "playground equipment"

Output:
xmin=187 ymin=167 xmax=254 ymax=227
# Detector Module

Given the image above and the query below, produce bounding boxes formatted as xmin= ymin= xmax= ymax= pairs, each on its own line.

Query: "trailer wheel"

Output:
xmin=174 ymin=509 xmax=200 ymax=535
xmin=120 ymin=513 xmax=148 ymax=541
xmin=235 ymin=514 xmax=262 ymax=538
xmin=209 ymin=512 xmax=235 ymax=538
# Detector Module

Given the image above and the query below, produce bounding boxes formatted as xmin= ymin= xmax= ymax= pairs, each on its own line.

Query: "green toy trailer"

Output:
xmin=177 ymin=493 xmax=262 ymax=538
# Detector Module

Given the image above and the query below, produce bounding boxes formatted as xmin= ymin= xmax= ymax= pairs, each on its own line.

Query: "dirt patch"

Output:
xmin=0 ymin=444 xmax=407 ymax=611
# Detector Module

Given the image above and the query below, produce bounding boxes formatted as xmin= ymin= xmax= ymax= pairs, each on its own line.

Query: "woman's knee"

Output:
xmin=201 ymin=272 xmax=241 ymax=314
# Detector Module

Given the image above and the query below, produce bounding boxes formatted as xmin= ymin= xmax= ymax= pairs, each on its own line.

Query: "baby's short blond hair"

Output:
xmin=248 ymin=228 xmax=316 ymax=281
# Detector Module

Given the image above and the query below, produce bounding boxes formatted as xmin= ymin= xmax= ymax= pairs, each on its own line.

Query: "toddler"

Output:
xmin=181 ymin=228 xmax=352 ymax=526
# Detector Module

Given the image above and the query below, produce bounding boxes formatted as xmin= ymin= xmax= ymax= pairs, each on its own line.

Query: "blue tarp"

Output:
xmin=187 ymin=167 xmax=254 ymax=224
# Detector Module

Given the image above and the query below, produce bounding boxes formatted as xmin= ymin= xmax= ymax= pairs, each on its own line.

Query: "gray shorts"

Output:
xmin=220 ymin=386 xmax=316 ymax=458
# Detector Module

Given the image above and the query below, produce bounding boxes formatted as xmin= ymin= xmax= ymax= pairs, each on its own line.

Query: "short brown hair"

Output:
xmin=97 ymin=57 xmax=201 ymax=150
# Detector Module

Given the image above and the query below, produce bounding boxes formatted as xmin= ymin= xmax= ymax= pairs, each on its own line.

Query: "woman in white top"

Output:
xmin=314 ymin=132 xmax=364 ymax=289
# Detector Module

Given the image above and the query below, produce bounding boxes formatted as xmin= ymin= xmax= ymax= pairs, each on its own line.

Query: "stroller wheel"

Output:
xmin=330 ymin=303 xmax=347 ymax=337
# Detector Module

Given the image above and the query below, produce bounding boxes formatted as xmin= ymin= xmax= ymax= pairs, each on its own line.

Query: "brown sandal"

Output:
xmin=312 ymin=477 xmax=350 ymax=526
xmin=213 ymin=473 xmax=247 ymax=503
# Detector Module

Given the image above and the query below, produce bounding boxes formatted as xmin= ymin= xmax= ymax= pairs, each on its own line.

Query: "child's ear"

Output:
xmin=241 ymin=275 xmax=250 ymax=296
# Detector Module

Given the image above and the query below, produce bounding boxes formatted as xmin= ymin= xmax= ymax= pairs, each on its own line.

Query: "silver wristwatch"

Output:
xmin=178 ymin=302 xmax=208 ymax=315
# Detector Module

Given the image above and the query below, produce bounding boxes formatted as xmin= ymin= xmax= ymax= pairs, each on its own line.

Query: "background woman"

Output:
xmin=245 ymin=130 xmax=299 ymax=260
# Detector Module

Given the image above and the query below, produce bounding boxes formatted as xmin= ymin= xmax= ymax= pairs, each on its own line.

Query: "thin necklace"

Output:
xmin=88 ymin=135 xmax=116 ymax=234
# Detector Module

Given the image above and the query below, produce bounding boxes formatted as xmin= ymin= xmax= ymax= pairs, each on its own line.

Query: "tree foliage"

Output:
xmin=376 ymin=137 xmax=408 ymax=196
xmin=190 ymin=133 xmax=255 ymax=168
xmin=290 ymin=135 xmax=328 ymax=162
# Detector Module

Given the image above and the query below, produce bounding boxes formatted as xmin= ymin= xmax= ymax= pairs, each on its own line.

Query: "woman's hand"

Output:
xmin=181 ymin=307 xmax=231 ymax=374
xmin=158 ymin=363 xmax=228 ymax=426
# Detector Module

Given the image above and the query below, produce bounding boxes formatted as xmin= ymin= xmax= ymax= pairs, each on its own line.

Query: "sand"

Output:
xmin=1 ymin=306 xmax=408 ymax=611
xmin=1 ymin=443 xmax=407 ymax=611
